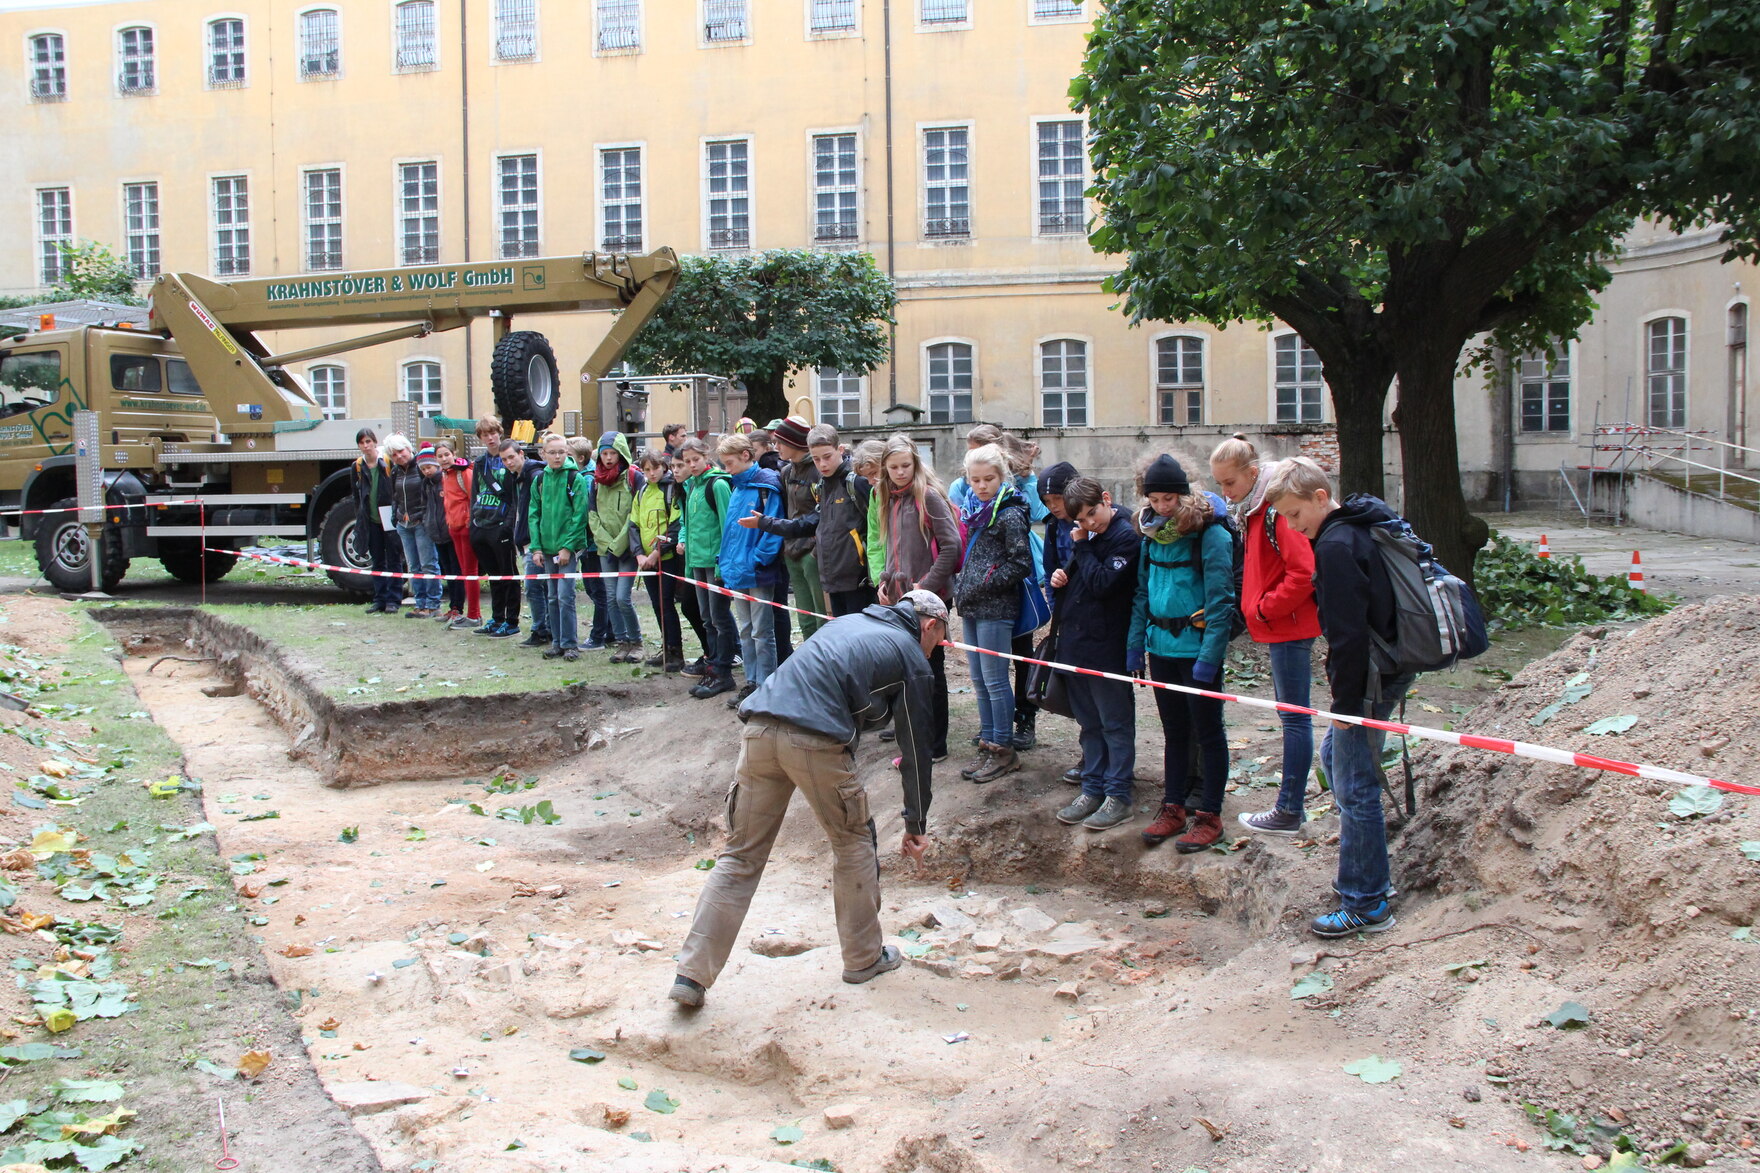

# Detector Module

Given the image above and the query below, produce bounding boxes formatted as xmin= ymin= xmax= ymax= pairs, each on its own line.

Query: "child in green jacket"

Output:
xmin=527 ymin=434 xmax=590 ymax=659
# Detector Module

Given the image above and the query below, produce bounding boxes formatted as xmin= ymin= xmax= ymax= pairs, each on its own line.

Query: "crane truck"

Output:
xmin=0 ymin=248 xmax=679 ymax=594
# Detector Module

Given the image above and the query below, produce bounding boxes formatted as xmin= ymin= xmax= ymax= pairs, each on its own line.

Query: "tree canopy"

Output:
xmin=1074 ymin=0 xmax=1760 ymax=576
xmin=621 ymin=249 xmax=896 ymax=426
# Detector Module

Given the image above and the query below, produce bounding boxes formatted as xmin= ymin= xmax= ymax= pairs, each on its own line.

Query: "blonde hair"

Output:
xmin=540 ymin=432 xmax=568 ymax=450
xmin=1209 ymin=432 xmax=1259 ymax=473
xmin=964 ymin=423 xmax=1002 ymax=448
xmin=382 ymin=433 xmax=414 ymax=457
xmin=964 ymin=442 xmax=1010 ymax=481
xmin=716 ymin=433 xmax=754 ymax=459
xmin=877 ymin=434 xmax=947 ymax=552
xmin=1262 ymin=457 xmax=1331 ymax=504
xmin=850 ymin=438 xmax=886 ymax=475
xmin=567 ymin=435 xmax=594 ymax=462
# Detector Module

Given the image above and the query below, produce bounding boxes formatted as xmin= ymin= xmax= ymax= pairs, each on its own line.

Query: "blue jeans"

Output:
xmin=396 ymin=522 xmax=442 ymax=611
xmin=542 ymin=554 xmax=579 ymax=649
xmin=731 ymin=587 xmax=777 ymax=686
xmin=1319 ymin=672 xmax=1414 ymax=914
xmin=1267 ymin=638 xmax=1317 ymax=818
xmin=522 ymin=549 xmax=550 ymax=635
xmin=598 ymin=552 xmax=643 ymax=644
xmin=690 ymin=566 xmax=737 ymax=673
xmin=963 ymin=616 xmax=1015 ymax=747
xmin=1064 ymin=674 xmax=1135 ymax=801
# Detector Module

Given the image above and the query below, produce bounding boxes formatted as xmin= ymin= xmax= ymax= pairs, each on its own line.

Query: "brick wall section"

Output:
xmin=1297 ymin=431 xmax=1341 ymax=472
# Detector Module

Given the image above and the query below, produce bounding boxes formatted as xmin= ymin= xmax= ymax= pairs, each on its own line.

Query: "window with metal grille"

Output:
xmin=1036 ymin=120 xmax=1085 ymax=235
xmin=1039 ymin=339 xmax=1088 ymax=427
xmin=926 ymin=342 xmax=974 ymax=423
xmin=704 ymin=0 xmax=748 ymax=41
xmin=816 ymin=369 xmax=863 ymax=428
xmin=1274 ymin=333 xmax=1324 ymax=423
xmin=810 ymin=0 xmax=857 ymax=33
xmin=494 ymin=0 xmax=538 ymax=60
xmin=402 ymin=361 xmax=444 ymax=417
xmin=496 ymin=154 xmax=540 ymax=258
xmin=208 ymin=19 xmax=246 ymax=86
xmin=1647 ymin=317 xmax=1687 ymax=429
xmin=1156 ymin=335 xmax=1204 ymax=425
xmin=302 ymin=168 xmax=343 ymax=271
xmin=118 ymin=26 xmax=155 ymax=94
xmin=923 ymin=126 xmax=969 ymax=239
xmin=920 ymin=0 xmax=967 ymax=24
xmin=36 ymin=188 xmax=72 ymax=286
xmin=299 ymin=9 xmax=340 ymax=78
xmin=399 ymin=162 xmax=441 ymax=265
xmin=1032 ymin=0 xmax=1082 ymax=18
xmin=309 ymin=365 xmax=348 ymax=420
xmin=596 ymin=0 xmax=640 ymax=51
xmin=395 ymin=1 xmax=437 ymax=70
xmin=705 ymin=139 xmax=750 ymax=251
xmin=212 ymin=175 xmax=251 ymax=277
xmin=1517 ymin=347 xmax=1570 ymax=433
xmin=812 ymin=134 xmax=859 ymax=243
xmin=29 ymin=34 xmax=66 ymax=101
xmin=122 ymin=182 xmax=160 ymax=278
xmin=600 ymin=147 xmax=643 ymax=250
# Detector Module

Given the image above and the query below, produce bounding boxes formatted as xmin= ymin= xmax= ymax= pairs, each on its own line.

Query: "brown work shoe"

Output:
xmin=970 ymin=744 xmax=1020 ymax=784
xmin=959 ymin=747 xmax=992 ymax=780
xmin=1175 ymin=810 xmax=1224 ymax=854
xmin=1142 ymin=803 xmax=1188 ymax=847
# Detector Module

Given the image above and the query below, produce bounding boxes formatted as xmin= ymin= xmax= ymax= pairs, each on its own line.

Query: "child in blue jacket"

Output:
xmin=716 ymin=433 xmax=786 ymax=703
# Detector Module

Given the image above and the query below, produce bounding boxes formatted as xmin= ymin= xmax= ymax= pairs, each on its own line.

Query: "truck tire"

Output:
xmin=490 ymin=331 xmax=560 ymax=429
xmin=34 ymin=498 xmax=128 ymax=593
xmin=158 ymin=540 xmax=238 ymax=584
xmin=318 ymin=499 xmax=376 ymax=598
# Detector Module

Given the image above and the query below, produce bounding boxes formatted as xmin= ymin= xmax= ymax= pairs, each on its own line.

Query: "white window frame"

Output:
xmin=809 ymin=128 xmax=861 ymax=246
xmin=815 ymin=368 xmax=865 ymax=428
xmin=211 ymin=172 xmax=252 ymax=277
xmin=597 ymin=142 xmax=646 ymax=252
xmin=307 ymin=362 xmax=349 ymax=420
xmin=594 ymin=0 xmax=641 ymax=54
xmin=34 ymin=186 xmax=74 ymax=287
xmin=922 ymin=337 xmax=977 ymax=424
xmin=401 ymin=358 xmax=445 ymax=418
xmin=301 ymin=165 xmax=345 ymax=272
xmin=297 ymin=7 xmax=342 ymax=79
xmin=1270 ymin=331 xmax=1327 ymax=424
xmin=702 ymin=136 xmax=753 ymax=253
xmin=1037 ymin=335 xmax=1090 ymax=428
xmin=393 ymin=0 xmax=439 ymax=72
xmin=806 ymin=0 xmax=859 ymax=37
xmin=702 ymin=0 xmax=751 ymax=46
xmin=1516 ymin=342 xmax=1573 ymax=435
xmin=206 ymin=15 xmax=248 ymax=88
xmin=494 ymin=152 xmax=541 ymax=259
xmin=120 ymin=180 xmax=160 ymax=279
xmin=917 ymin=0 xmax=971 ymax=31
xmin=1031 ymin=116 xmax=1086 ymax=238
xmin=115 ymin=23 xmax=156 ymax=96
xmin=920 ymin=121 xmax=972 ymax=241
xmin=1027 ymin=0 xmax=1084 ymax=24
xmin=1643 ymin=312 xmax=1690 ymax=430
xmin=27 ymin=31 xmax=69 ymax=102
xmin=1151 ymin=331 xmax=1206 ymax=426
xmin=492 ymin=0 xmax=539 ymax=62
xmin=396 ymin=159 xmax=442 ymax=265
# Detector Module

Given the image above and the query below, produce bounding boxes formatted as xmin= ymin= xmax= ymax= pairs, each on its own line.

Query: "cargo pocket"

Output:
xmin=834 ymin=776 xmax=871 ymax=836
xmin=724 ymin=779 xmax=741 ymax=828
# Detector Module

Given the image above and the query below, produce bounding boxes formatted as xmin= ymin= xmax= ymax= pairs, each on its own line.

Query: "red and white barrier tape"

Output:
xmin=213 ymin=547 xmax=1754 ymax=797
xmin=3 ymin=497 xmax=218 ymax=519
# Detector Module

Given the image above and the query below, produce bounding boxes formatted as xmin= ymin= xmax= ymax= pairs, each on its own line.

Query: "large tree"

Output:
xmin=1074 ymin=0 xmax=1760 ymax=577
xmin=621 ymin=249 xmax=896 ymax=426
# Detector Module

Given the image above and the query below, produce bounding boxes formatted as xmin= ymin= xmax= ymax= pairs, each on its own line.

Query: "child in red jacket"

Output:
xmin=1210 ymin=435 xmax=1322 ymax=836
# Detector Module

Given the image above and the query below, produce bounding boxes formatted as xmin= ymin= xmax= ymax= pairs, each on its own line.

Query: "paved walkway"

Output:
xmin=1491 ymin=508 xmax=1760 ymax=603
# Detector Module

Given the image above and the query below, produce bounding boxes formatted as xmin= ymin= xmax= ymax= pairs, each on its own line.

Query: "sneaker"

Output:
xmin=669 ymin=974 xmax=706 ymax=1008
xmin=518 ymin=631 xmax=549 ymax=648
xmin=405 ymin=608 xmax=431 ymax=619
xmin=1061 ymin=765 xmax=1084 ymax=786
xmin=842 ymin=944 xmax=903 ymax=985
xmin=1142 ymin=803 xmax=1188 ymax=846
xmin=436 ymin=608 xmax=461 ymax=623
xmin=1310 ymin=902 xmax=1396 ymax=938
xmin=488 ymin=623 xmax=519 ymax=639
xmin=970 ymin=745 xmax=1020 ymax=784
xmin=1082 ymin=796 xmax=1134 ymax=831
xmin=1238 ymin=808 xmax=1304 ymax=837
xmin=680 ymin=657 xmax=707 ymax=678
xmin=364 ymin=602 xmax=387 ymax=614
xmin=473 ymin=620 xmax=501 ymax=636
xmin=1175 ymin=811 xmax=1224 ymax=854
xmin=562 ymin=649 xmax=580 ymax=662
xmin=449 ymin=615 xmax=480 ymax=630
xmin=1057 ymin=793 xmax=1104 ymax=825
xmin=878 ymin=729 xmax=896 ymax=743
xmin=1011 ymin=714 xmax=1037 ymax=751
xmin=1333 ymin=881 xmax=1400 ymax=903
xmin=542 ymin=646 xmax=565 ymax=659
xmin=732 ymin=654 xmax=743 ymax=668
xmin=692 ymin=674 xmax=736 ymax=700
xmin=959 ymin=748 xmax=992 ymax=780
xmin=583 ymin=638 xmax=607 ymax=651
xmin=931 ymin=753 xmax=948 ymax=765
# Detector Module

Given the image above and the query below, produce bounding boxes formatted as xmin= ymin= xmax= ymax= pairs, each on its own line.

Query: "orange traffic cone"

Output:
xmin=1537 ymin=534 xmax=1551 ymax=559
xmin=1628 ymin=550 xmax=1645 ymax=593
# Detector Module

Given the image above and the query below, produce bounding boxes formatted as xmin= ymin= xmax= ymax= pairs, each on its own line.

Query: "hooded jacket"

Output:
xmin=468 ymin=452 xmax=516 ymax=542
xmin=1127 ymin=510 xmax=1233 ymax=669
xmin=1312 ymin=494 xmax=1400 ymax=717
xmin=679 ymin=467 xmax=733 ymax=572
xmin=586 ymin=432 xmax=647 ymax=558
xmin=1054 ymin=510 xmax=1139 ymax=672
xmin=439 ymin=457 xmax=473 ymax=534
xmin=952 ymin=488 xmax=1031 ymax=621
xmin=756 ymin=456 xmax=871 ymax=593
xmin=1233 ymin=460 xmax=1322 ymax=644
xmin=630 ymin=470 xmax=683 ymax=558
xmin=389 ymin=457 xmax=433 ymax=528
xmin=526 ymin=456 xmax=589 ymax=557
xmin=777 ymin=454 xmax=820 ymax=561
xmin=717 ymin=463 xmax=786 ymax=590
xmin=738 ymin=602 xmax=936 ymax=836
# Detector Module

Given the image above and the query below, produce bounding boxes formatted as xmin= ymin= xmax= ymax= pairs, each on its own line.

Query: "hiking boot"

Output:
xmin=668 ymin=974 xmax=706 ymax=1008
xmin=1056 ymin=793 xmax=1104 ymax=825
xmin=1310 ymin=902 xmax=1396 ymax=938
xmin=959 ymin=747 xmax=993 ymax=780
xmin=644 ymin=648 xmax=668 ymax=668
xmin=662 ymin=650 xmax=686 ymax=673
xmin=518 ymin=631 xmax=550 ymax=648
xmin=692 ymin=673 xmax=736 ymax=700
xmin=1082 ymin=796 xmax=1134 ymax=832
xmin=1175 ymin=810 xmax=1224 ymax=854
xmin=562 ymin=649 xmax=580 ymax=662
xmin=1142 ymin=803 xmax=1188 ymax=847
xmin=1061 ymin=764 xmax=1084 ymax=786
xmin=364 ymin=601 xmax=387 ymax=614
xmin=542 ymin=645 xmax=565 ymax=659
xmin=1011 ymin=710 xmax=1037 ymax=751
xmin=615 ymin=642 xmax=643 ymax=663
xmin=725 ymin=681 xmax=758 ymax=710
xmin=970 ymin=744 xmax=1020 ymax=784
xmin=842 ymin=944 xmax=903 ymax=985
xmin=1238 ymin=808 xmax=1304 ymax=837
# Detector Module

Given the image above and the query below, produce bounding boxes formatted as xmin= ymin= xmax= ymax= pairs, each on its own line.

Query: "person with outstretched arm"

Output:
xmin=669 ymin=590 xmax=947 ymax=1008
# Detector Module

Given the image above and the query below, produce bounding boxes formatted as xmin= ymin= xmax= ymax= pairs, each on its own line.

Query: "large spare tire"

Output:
xmin=490 ymin=330 xmax=560 ymax=429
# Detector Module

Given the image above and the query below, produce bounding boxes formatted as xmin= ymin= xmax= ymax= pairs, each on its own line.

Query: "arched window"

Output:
xmin=309 ymin=365 xmax=347 ymax=420
xmin=298 ymin=9 xmax=340 ymax=78
xmin=28 ymin=33 xmax=67 ymax=100
xmin=207 ymin=18 xmax=246 ymax=86
xmin=401 ymin=361 xmax=443 ymax=417
xmin=1039 ymin=339 xmax=1088 ymax=427
xmin=1155 ymin=335 xmax=1204 ymax=425
xmin=924 ymin=342 xmax=974 ymax=424
xmin=1646 ymin=317 xmax=1687 ymax=429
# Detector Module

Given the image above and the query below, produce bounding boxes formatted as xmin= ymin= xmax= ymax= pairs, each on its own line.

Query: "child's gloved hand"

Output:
xmin=1193 ymin=660 xmax=1219 ymax=686
xmin=1126 ymin=648 xmax=1145 ymax=675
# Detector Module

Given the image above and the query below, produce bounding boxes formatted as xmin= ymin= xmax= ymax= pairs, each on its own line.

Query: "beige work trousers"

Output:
xmin=677 ymin=718 xmax=883 ymax=987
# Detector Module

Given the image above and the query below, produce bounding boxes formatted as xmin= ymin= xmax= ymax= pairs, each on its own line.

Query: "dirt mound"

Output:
xmin=1398 ymin=596 xmax=1760 ymax=1164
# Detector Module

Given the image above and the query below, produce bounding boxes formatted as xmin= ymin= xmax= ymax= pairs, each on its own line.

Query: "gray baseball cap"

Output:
xmin=900 ymin=589 xmax=949 ymax=622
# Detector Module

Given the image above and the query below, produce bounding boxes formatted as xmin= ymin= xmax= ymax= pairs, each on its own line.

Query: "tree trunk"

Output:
xmin=1328 ymin=366 xmax=1394 ymax=501
xmin=741 ymin=371 xmax=789 ymax=429
xmin=1394 ymin=349 xmax=1491 ymax=586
